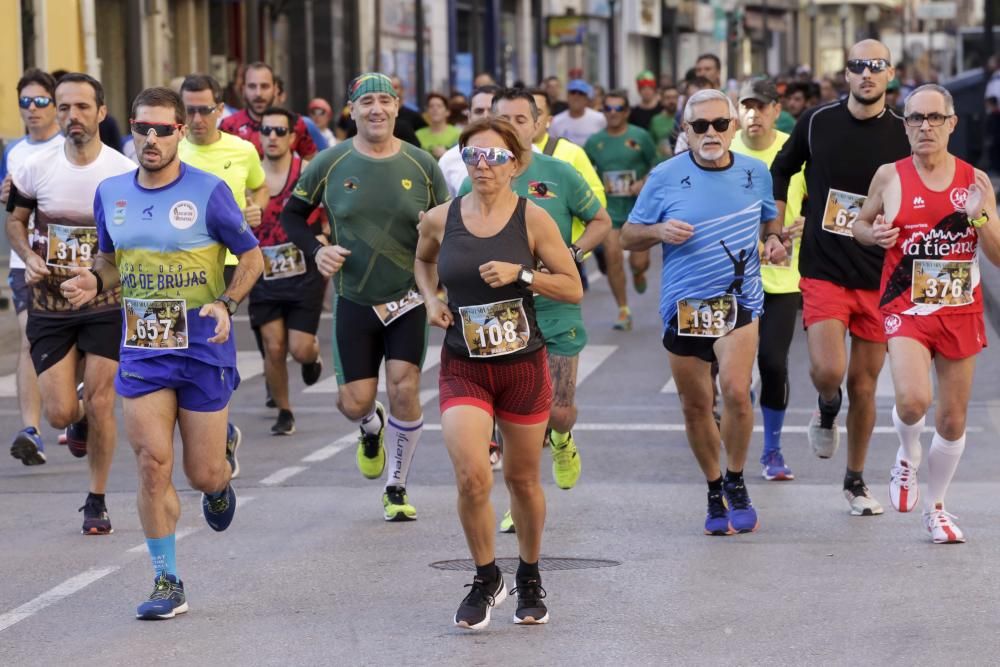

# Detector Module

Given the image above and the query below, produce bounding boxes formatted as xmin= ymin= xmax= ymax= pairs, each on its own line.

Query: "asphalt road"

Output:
xmin=2 ymin=255 xmax=1000 ymax=666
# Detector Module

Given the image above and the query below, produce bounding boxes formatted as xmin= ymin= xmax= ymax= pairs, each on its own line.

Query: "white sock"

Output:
xmin=385 ymin=415 xmax=422 ymax=490
xmin=926 ymin=431 xmax=966 ymax=509
xmin=356 ymin=403 xmax=383 ymax=436
xmin=892 ymin=405 xmax=925 ymax=468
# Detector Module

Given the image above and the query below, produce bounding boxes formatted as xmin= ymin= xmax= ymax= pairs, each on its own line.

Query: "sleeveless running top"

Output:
xmin=438 ymin=196 xmax=544 ymax=359
xmin=880 ymin=156 xmax=982 ymax=316
xmin=259 ymin=155 xmax=308 ymax=247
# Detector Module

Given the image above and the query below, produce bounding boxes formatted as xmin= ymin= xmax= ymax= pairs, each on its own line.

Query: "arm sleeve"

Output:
xmin=564 ymin=166 xmax=602 ymax=221
xmin=245 ymin=144 xmax=266 ymax=191
xmin=293 ymin=118 xmax=319 ymax=159
xmin=94 ymin=185 xmax=114 ymax=253
xmin=206 ymin=181 xmax=259 ymax=254
xmin=281 ymin=195 xmax=324 ymax=257
xmin=770 ymin=115 xmax=810 ymax=204
xmin=629 ymin=167 xmax=668 ymax=224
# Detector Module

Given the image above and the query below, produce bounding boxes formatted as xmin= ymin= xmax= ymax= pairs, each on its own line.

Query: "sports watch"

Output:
xmin=570 ymin=244 xmax=585 ymax=263
xmin=969 ymin=210 xmax=989 ymax=228
xmin=215 ymin=295 xmax=239 ymax=316
xmin=516 ymin=266 xmax=535 ymax=288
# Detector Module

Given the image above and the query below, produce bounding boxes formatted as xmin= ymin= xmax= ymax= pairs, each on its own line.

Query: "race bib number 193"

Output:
xmin=46 ymin=224 xmax=97 ymax=268
xmin=822 ymin=189 xmax=866 ymax=237
xmin=911 ymin=259 xmax=974 ymax=307
xmin=676 ymin=295 xmax=738 ymax=338
xmin=459 ymin=298 xmax=531 ymax=358
xmin=124 ymin=298 xmax=188 ymax=349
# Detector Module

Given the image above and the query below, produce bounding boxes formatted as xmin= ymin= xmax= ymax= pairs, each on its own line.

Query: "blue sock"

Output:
xmin=146 ymin=535 xmax=177 ymax=578
xmin=761 ymin=406 xmax=785 ymax=455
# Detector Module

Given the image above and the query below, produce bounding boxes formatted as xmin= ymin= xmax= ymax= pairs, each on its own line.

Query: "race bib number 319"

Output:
xmin=46 ymin=224 xmax=97 ymax=268
xmin=459 ymin=298 xmax=530 ymax=358
xmin=822 ymin=189 xmax=866 ymax=237
xmin=124 ymin=298 xmax=188 ymax=349
xmin=911 ymin=259 xmax=974 ymax=307
xmin=676 ymin=295 xmax=738 ymax=338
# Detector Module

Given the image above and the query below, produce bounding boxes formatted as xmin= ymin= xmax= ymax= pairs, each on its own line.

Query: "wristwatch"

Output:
xmin=215 ymin=295 xmax=239 ymax=316
xmin=516 ymin=266 xmax=535 ymax=288
xmin=569 ymin=244 xmax=585 ymax=263
xmin=969 ymin=210 xmax=989 ymax=228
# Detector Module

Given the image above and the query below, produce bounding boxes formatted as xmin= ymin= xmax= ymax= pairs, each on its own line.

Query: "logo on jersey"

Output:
xmin=681 ymin=176 xmax=691 ymax=189
xmin=168 ymin=201 xmax=198 ymax=230
xmin=912 ymin=196 xmax=925 ymax=209
xmin=949 ymin=187 xmax=969 ymax=211
xmin=343 ymin=176 xmax=360 ymax=192
xmin=223 ymin=160 xmax=232 ymax=170
xmin=113 ymin=200 xmax=127 ymax=225
xmin=743 ymin=169 xmax=754 ymax=190
xmin=528 ymin=181 xmax=556 ymax=199
xmin=625 ymin=139 xmax=641 ymax=151
xmin=401 ymin=179 xmax=412 ymax=190
xmin=142 ymin=205 xmax=154 ymax=221
xmin=884 ymin=314 xmax=902 ymax=335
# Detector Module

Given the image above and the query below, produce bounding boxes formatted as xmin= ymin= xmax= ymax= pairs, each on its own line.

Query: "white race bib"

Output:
xmin=46 ymin=224 xmax=97 ymax=268
xmin=458 ymin=298 xmax=531 ymax=357
xmin=262 ymin=243 xmax=306 ymax=281
xmin=124 ymin=298 xmax=188 ymax=349
xmin=911 ymin=259 xmax=974 ymax=307
xmin=676 ymin=295 xmax=738 ymax=338
xmin=821 ymin=189 xmax=866 ymax=237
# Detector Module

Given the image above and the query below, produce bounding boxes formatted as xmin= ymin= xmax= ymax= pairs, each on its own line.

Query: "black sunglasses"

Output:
xmin=846 ymin=58 xmax=890 ymax=74
xmin=688 ymin=118 xmax=732 ymax=134
xmin=130 ymin=120 xmax=183 ymax=137
xmin=19 ymin=96 xmax=53 ymax=109
xmin=260 ymin=125 xmax=290 ymax=137
xmin=185 ymin=105 xmax=218 ymax=118
xmin=603 ymin=104 xmax=626 ymax=113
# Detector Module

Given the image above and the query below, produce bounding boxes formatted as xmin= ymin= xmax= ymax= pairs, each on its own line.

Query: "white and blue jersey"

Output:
xmin=629 ymin=151 xmax=777 ymax=333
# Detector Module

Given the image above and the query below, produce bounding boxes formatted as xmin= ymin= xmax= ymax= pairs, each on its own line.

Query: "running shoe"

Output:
xmin=632 ymin=269 xmax=647 ymax=295
xmin=454 ymin=571 xmax=507 ymax=630
xmin=550 ymin=432 xmax=581 ymax=490
xmin=512 ymin=577 xmax=549 ymax=624
xmin=356 ymin=401 xmax=386 ymax=479
xmin=843 ymin=479 xmax=884 ymax=516
xmin=271 ymin=409 xmax=296 ymax=436
xmin=612 ymin=309 xmax=633 ymax=331
xmin=723 ymin=478 xmax=759 ymax=533
xmin=301 ymin=357 xmax=323 ymax=386
xmin=382 ymin=485 xmax=417 ymax=521
xmin=923 ymin=503 xmax=965 ymax=544
xmin=808 ymin=410 xmax=840 ymax=459
xmin=704 ymin=490 xmax=733 ymax=536
xmin=499 ymin=509 xmax=515 ymax=534
xmin=10 ymin=427 xmax=46 ymax=466
xmin=489 ymin=442 xmax=503 ymax=471
xmin=760 ymin=450 xmax=794 ymax=481
xmin=79 ymin=495 xmax=112 ymax=535
xmin=58 ymin=431 xmax=68 ymax=445
xmin=202 ymin=483 xmax=237 ymax=531
xmin=226 ymin=423 xmax=242 ymax=480
xmin=889 ymin=460 xmax=919 ymax=512
xmin=136 ymin=573 xmax=188 ymax=620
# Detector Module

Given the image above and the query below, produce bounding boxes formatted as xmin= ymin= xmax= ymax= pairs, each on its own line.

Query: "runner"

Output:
xmin=770 ymin=39 xmax=910 ymax=515
xmin=853 ymin=84 xmax=1000 ymax=543
xmin=549 ymin=80 xmax=606 ymax=147
xmin=627 ymin=70 xmax=663 ymax=130
xmin=63 ymin=86 xmax=263 ymax=618
xmin=2 ymin=68 xmax=65 ymax=465
xmin=729 ymin=77 xmax=808 ymax=481
xmin=249 ymin=107 xmax=325 ymax=435
xmin=584 ymin=90 xmax=657 ymax=330
xmin=415 ymin=117 xmax=583 ymax=629
xmin=281 ymin=73 xmax=449 ymax=521
xmin=6 ymin=73 xmax=135 ymax=533
xmin=621 ymin=89 xmax=787 ymax=535
xmin=440 ymin=85 xmax=500 ymax=196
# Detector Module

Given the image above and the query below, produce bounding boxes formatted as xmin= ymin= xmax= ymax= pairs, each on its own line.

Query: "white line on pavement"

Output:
xmin=260 ymin=466 xmax=309 ymax=486
xmin=0 ymin=567 xmax=120 ymax=632
xmin=301 ymin=436 xmax=354 ymax=463
xmin=575 ymin=345 xmax=616 ymax=386
xmin=420 ymin=422 xmax=981 ymax=434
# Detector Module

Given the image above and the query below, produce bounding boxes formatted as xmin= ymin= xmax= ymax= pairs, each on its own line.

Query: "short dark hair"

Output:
xmin=55 ymin=72 xmax=105 ymax=107
xmin=696 ymin=54 xmax=722 ymax=70
xmin=604 ymin=89 xmax=630 ymax=107
xmin=425 ymin=91 xmax=449 ymax=108
xmin=472 ymin=84 xmax=501 ymax=99
xmin=246 ymin=61 xmax=275 ymax=82
xmin=17 ymin=68 xmax=57 ymax=97
xmin=688 ymin=76 xmax=712 ymax=91
xmin=180 ymin=73 xmax=223 ymax=103
xmin=491 ymin=87 xmax=539 ymax=121
xmin=528 ymin=87 xmax=552 ymax=114
xmin=132 ymin=86 xmax=185 ymax=124
xmin=274 ymin=75 xmax=285 ymax=96
xmin=260 ymin=106 xmax=296 ymax=128
xmin=785 ymin=82 xmax=810 ymax=98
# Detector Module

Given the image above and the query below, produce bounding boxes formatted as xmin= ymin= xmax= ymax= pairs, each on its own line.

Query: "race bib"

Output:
xmin=46 ymin=225 xmax=97 ymax=268
xmin=262 ymin=243 xmax=306 ymax=281
xmin=911 ymin=259 xmax=974 ymax=307
xmin=458 ymin=298 xmax=531 ymax=358
xmin=822 ymin=189 xmax=866 ymax=237
xmin=603 ymin=170 xmax=637 ymax=197
xmin=676 ymin=295 xmax=738 ymax=338
xmin=373 ymin=289 xmax=424 ymax=326
xmin=123 ymin=298 xmax=188 ymax=350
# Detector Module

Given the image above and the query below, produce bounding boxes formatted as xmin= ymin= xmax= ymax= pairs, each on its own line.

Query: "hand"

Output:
xmin=479 ymin=261 xmax=520 ymax=288
xmin=628 ymin=179 xmax=644 ymax=196
xmin=786 ymin=216 xmax=805 ymax=242
xmin=871 ymin=214 xmax=899 ymax=249
xmin=660 ymin=219 xmax=694 ymax=245
xmin=243 ymin=203 xmax=262 ymax=228
xmin=315 ymin=245 xmax=351 ymax=278
xmin=0 ymin=175 xmax=10 ymax=205
xmin=59 ymin=267 xmax=98 ymax=307
xmin=425 ymin=298 xmax=453 ymax=329
xmin=24 ymin=253 xmax=51 ymax=285
xmin=763 ymin=236 xmax=787 ymax=265
xmin=965 ymin=172 xmax=995 ymax=219
xmin=199 ymin=301 xmax=231 ymax=344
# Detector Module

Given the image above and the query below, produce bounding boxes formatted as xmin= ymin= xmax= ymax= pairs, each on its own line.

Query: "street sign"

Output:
xmin=915 ymin=2 xmax=957 ymax=20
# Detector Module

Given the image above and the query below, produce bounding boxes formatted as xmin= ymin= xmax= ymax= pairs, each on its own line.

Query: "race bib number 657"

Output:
xmin=124 ymin=298 xmax=188 ymax=349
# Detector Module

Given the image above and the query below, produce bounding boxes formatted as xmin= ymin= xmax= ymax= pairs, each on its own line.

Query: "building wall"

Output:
xmin=0 ymin=0 xmax=24 ymax=139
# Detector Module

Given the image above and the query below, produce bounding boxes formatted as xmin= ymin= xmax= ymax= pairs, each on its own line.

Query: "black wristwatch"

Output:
xmin=215 ymin=295 xmax=239 ymax=316
xmin=515 ymin=266 xmax=534 ymax=288
xmin=569 ymin=244 xmax=585 ymax=263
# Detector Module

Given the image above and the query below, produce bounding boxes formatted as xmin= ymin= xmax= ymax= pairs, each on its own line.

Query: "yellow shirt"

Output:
xmin=533 ymin=132 xmax=607 ymax=243
xmin=730 ymin=130 xmax=806 ymax=294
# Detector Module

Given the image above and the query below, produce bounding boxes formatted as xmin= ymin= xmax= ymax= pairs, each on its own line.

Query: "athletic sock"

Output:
xmin=357 ymin=404 xmax=383 ymax=436
xmin=385 ymin=415 xmax=422 ymax=490
xmin=844 ymin=468 xmax=864 ymax=491
xmin=927 ymin=431 xmax=966 ymax=509
xmin=724 ymin=469 xmax=744 ymax=485
xmin=87 ymin=492 xmax=106 ymax=507
xmin=761 ymin=406 xmax=786 ymax=455
xmin=707 ymin=476 xmax=724 ymax=493
xmin=818 ymin=388 xmax=842 ymax=429
xmin=146 ymin=534 xmax=177 ymax=578
xmin=476 ymin=560 xmax=499 ymax=585
xmin=549 ymin=430 xmax=570 ymax=448
xmin=517 ymin=558 xmax=540 ymax=582
xmin=892 ymin=405 xmax=925 ymax=468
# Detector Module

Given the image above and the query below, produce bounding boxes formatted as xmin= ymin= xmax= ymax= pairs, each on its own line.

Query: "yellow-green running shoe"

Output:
xmin=551 ymin=432 xmax=581 ymax=490
xmin=382 ymin=485 xmax=417 ymax=521
xmin=499 ymin=509 xmax=516 ymax=533
xmin=356 ymin=401 xmax=386 ymax=479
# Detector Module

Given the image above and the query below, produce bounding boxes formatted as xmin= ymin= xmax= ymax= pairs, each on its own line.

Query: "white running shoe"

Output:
xmin=923 ymin=503 xmax=965 ymax=544
xmin=843 ymin=481 xmax=884 ymax=516
xmin=889 ymin=460 xmax=919 ymax=512
xmin=808 ymin=410 xmax=840 ymax=459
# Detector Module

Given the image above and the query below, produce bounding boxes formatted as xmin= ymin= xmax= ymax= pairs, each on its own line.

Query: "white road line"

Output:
xmin=0 ymin=372 xmax=16 ymax=398
xmin=420 ymin=422 xmax=981 ymax=434
xmin=236 ymin=350 xmax=265 ymax=383
xmin=259 ymin=466 xmax=308 ymax=486
xmin=0 ymin=566 xmax=120 ymax=632
xmin=575 ymin=345 xmax=616 ymax=386
xmin=303 ymin=346 xmax=442 ymax=394
xmin=662 ymin=365 xmax=896 ymax=398
xmin=301 ymin=437 xmax=354 ymax=463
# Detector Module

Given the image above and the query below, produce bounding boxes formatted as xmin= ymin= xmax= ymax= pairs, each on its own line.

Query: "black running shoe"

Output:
xmin=79 ymin=495 xmax=112 ymax=535
xmin=271 ymin=409 xmax=295 ymax=436
xmin=301 ymin=357 xmax=323 ymax=386
xmin=66 ymin=382 xmax=88 ymax=458
xmin=454 ymin=572 xmax=507 ymax=630
xmin=512 ymin=577 xmax=549 ymax=624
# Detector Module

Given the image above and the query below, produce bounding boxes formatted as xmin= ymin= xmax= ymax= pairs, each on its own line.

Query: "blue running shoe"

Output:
xmin=202 ymin=483 xmax=236 ymax=531
xmin=226 ymin=423 xmax=242 ymax=479
xmin=10 ymin=427 xmax=46 ymax=466
xmin=723 ymin=478 xmax=759 ymax=533
xmin=704 ymin=490 xmax=732 ymax=536
xmin=760 ymin=450 xmax=794 ymax=481
xmin=136 ymin=573 xmax=188 ymax=620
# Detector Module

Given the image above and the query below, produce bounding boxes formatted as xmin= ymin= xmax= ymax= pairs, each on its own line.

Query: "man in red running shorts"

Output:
xmin=854 ymin=84 xmax=1000 ymax=544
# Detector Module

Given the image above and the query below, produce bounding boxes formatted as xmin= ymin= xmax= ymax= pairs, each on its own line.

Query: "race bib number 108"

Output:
xmin=458 ymin=298 xmax=531 ymax=358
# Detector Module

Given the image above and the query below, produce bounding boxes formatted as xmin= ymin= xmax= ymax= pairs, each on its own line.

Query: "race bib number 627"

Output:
xmin=822 ymin=189 xmax=866 ymax=238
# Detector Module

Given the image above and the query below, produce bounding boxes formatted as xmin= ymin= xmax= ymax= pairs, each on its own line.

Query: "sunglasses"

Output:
xmin=130 ymin=120 xmax=183 ymax=137
xmin=185 ymin=105 xmax=218 ymax=118
xmin=260 ymin=125 xmax=291 ymax=137
xmin=904 ymin=112 xmax=952 ymax=127
xmin=603 ymin=104 xmax=626 ymax=113
xmin=461 ymin=146 xmax=515 ymax=166
xmin=19 ymin=96 xmax=53 ymax=109
xmin=846 ymin=58 xmax=891 ymax=74
xmin=688 ymin=118 xmax=732 ymax=134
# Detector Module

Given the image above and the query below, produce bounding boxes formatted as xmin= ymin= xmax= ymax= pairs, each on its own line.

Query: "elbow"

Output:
xmin=619 ymin=226 xmax=638 ymax=251
xmin=565 ymin=283 xmax=584 ymax=305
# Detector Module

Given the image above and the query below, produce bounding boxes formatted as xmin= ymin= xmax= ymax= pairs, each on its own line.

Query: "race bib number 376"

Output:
xmin=124 ymin=298 xmax=188 ymax=349
xmin=822 ymin=189 xmax=866 ymax=237
xmin=46 ymin=224 xmax=97 ymax=268
xmin=459 ymin=298 xmax=531 ymax=358
xmin=911 ymin=259 xmax=974 ymax=307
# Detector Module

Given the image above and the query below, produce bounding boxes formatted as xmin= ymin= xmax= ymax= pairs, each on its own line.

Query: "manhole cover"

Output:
xmin=430 ymin=557 xmax=620 ymax=573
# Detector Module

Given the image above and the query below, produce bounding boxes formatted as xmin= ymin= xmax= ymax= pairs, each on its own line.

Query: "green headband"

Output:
xmin=348 ymin=73 xmax=397 ymax=102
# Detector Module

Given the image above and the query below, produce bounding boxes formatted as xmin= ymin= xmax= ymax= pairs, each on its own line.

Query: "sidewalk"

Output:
xmin=982 ymin=175 xmax=1000 ymax=334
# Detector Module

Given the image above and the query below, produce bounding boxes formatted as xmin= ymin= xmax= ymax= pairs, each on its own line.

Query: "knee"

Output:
xmin=83 ymin=387 xmax=115 ymax=419
xmin=678 ymin=391 xmax=713 ymax=422
xmin=135 ymin=448 xmax=172 ymax=494
xmin=810 ymin=363 xmax=843 ymax=393
xmin=455 ymin=466 xmax=493 ymax=504
xmin=935 ymin=410 xmax=967 ymax=441
xmin=184 ymin=458 xmax=229 ymax=493
xmin=895 ymin=393 xmax=931 ymax=425
xmin=504 ymin=469 xmax=541 ymax=497
xmin=757 ymin=349 xmax=785 ymax=377
xmin=846 ymin=371 xmax=877 ymax=403
xmin=337 ymin=393 xmax=372 ymax=421
xmin=720 ymin=377 xmax=752 ymax=413
xmin=288 ymin=338 xmax=316 ymax=364
xmin=262 ymin=337 xmax=286 ymax=363
xmin=44 ymin=396 xmax=81 ymax=428
xmin=548 ymin=405 xmax=576 ymax=433
xmin=387 ymin=376 xmax=420 ymax=411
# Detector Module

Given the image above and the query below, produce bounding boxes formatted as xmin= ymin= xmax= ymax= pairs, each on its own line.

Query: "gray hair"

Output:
xmin=904 ymin=83 xmax=955 ymax=116
xmin=683 ymin=89 xmax=738 ymax=123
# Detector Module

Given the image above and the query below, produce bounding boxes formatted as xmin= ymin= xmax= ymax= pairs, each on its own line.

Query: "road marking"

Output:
xmin=662 ymin=365 xmax=896 ymax=398
xmin=420 ymin=422 xmax=981 ymax=434
xmin=303 ymin=346 xmax=442 ymax=394
xmin=575 ymin=345 xmax=616 ymax=386
xmin=301 ymin=436 xmax=354 ymax=462
xmin=0 ymin=566 xmax=120 ymax=632
xmin=0 ymin=372 xmax=15 ymax=398
xmin=236 ymin=350 xmax=265 ymax=383
xmin=260 ymin=466 xmax=308 ymax=486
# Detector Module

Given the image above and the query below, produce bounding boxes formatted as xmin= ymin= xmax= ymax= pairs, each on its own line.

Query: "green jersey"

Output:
xmin=584 ymin=125 xmax=657 ymax=226
xmin=648 ymin=113 xmax=675 ymax=160
xmin=292 ymin=139 xmax=449 ymax=305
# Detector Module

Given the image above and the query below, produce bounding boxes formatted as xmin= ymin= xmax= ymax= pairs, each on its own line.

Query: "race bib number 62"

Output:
xmin=822 ymin=189 xmax=866 ymax=238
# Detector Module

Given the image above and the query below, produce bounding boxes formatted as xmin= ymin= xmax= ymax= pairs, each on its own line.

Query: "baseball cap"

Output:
xmin=566 ymin=79 xmax=593 ymax=98
xmin=636 ymin=69 xmax=656 ymax=88
xmin=308 ymin=97 xmax=332 ymax=114
xmin=738 ymin=78 xmax=779 ymax=105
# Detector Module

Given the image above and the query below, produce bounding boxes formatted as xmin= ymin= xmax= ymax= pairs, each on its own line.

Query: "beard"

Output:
xmin=697 ymin=143 xmax=725 ymax=161
xmin=851 ymin=89 xmax=883 ymax=106
xmin=140 ymin=148 xmax=177 ymax=172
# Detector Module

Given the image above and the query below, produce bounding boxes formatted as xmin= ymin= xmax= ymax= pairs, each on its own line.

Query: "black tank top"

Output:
xmin=438 ymin=196 xmax=544 ymax=359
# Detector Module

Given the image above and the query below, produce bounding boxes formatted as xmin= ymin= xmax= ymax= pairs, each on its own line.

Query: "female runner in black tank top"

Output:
xmin=414 ymin=118 xmax=582 ymax=630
